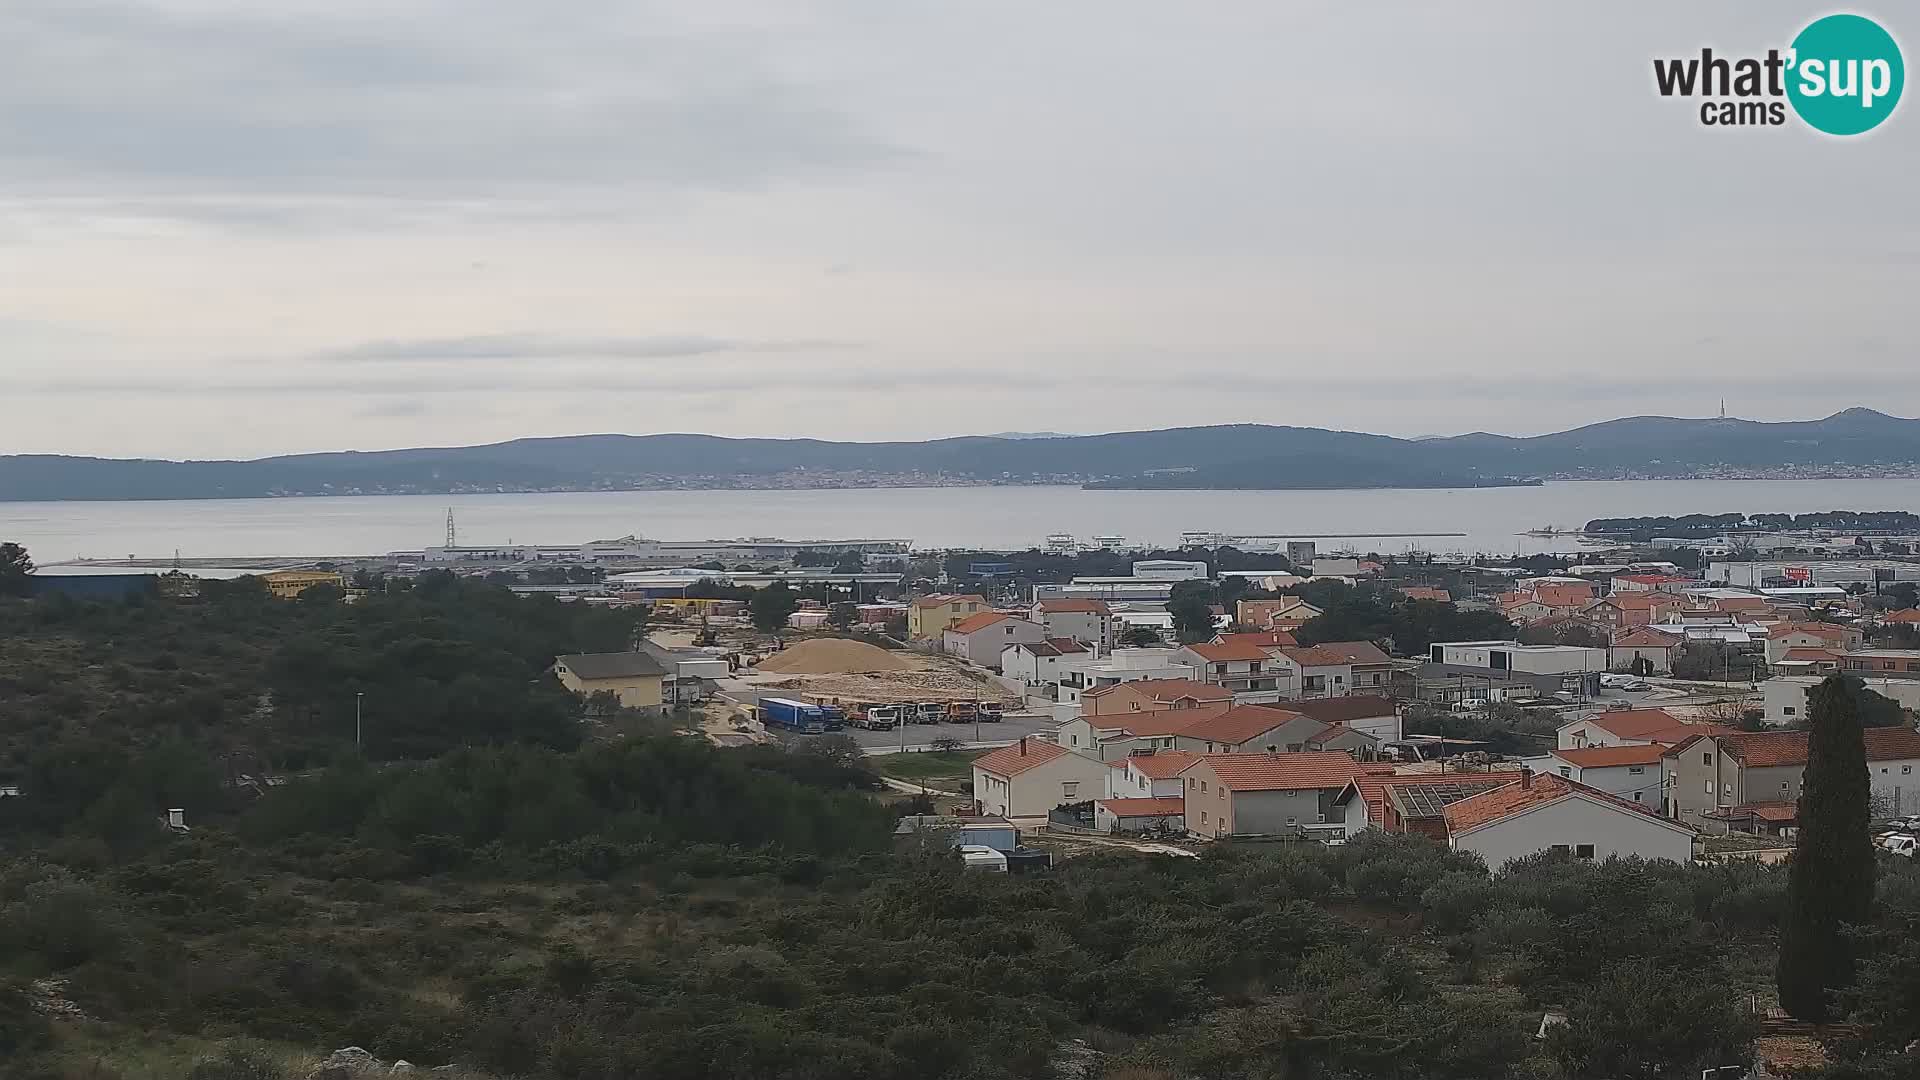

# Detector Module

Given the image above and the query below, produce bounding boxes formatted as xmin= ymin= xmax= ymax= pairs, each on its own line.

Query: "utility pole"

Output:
xmin=355 ymin=692 xmax=365 ymax=750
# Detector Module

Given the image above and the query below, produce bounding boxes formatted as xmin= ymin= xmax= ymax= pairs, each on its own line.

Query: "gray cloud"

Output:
xmin=309 ymin=333 xmax=864 ymax=363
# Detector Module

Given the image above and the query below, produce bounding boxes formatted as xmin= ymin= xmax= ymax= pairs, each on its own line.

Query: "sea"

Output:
xmin=6 ymin=478 xmax=1920 ymax=567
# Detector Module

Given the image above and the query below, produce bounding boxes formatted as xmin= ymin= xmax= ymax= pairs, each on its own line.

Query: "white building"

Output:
xmin=1442 ymin=772 xmax=1695 ymax=868
xmin=1000 ymin=638 xmax=1091 ymax=689
xmin=1030 ymin=599 xmax=1116 ymax=652
xmin=1519 ymin=745 xmax=1667 ymax=807
xmin=1763 ymin=674 xmax=1920 ymax=726
xmin=1055 ymin=648 xmax=1198 ymax=705
xmin=942 ymin=613 xmax=1047 ymax=670
xmin=1131 ymin=560 xmax=1209 ymax=581
xmin=1429 ymin=641 xmax=1609 ymax=676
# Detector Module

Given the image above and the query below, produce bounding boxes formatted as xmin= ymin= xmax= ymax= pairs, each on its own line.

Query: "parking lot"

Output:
xmin=846 ymin=712 xmax=1057 ymax=753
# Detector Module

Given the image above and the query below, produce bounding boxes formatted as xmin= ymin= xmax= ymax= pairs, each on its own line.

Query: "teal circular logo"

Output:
xmin=1787 ymin=14 xmax=1904 ymax=135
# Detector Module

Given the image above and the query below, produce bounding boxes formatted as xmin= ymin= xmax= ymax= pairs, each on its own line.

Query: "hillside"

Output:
xmin=5 ymin=409 xmax=1920 ymax=500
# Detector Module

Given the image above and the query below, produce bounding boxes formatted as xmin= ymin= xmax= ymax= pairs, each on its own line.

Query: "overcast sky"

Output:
xmin=3 ymin=1 xmax=1916 ymax=459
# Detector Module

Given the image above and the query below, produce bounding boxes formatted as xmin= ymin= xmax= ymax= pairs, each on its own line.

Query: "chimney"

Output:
xmin=1520 ymin=767 xmax=1532 ymax=790
xmin=1019 ymin=737 xmax=1028 ymax=757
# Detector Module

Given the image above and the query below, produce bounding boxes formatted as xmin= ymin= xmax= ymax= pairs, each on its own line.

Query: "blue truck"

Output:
xmin=758 ymin=696 xmax=844 ymax=734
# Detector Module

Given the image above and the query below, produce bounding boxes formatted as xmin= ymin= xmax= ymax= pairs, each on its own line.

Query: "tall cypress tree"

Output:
xmin=1776 ymin=674 xmax=1877 ymax=1021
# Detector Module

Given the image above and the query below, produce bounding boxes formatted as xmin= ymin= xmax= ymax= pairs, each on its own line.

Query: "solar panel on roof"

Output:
xmin=1389 ymin=779 xmax=1509 ymax=819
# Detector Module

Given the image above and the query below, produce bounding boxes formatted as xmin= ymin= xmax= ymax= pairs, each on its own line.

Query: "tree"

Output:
xmin=1777 ymin=675 xmax=1877 ymax=1021
xmin=828 ymin=602 xmax=857 ymax=631
xmin=1120 ymin=624 xmax=1164 ymax=647
xmin=1168 ymin=580 xmax=1216 ymax=645
xmin=0 ymin=542 xmax=32 ymax=597
xmin=749 ymin=582 xmax=800 ymax=634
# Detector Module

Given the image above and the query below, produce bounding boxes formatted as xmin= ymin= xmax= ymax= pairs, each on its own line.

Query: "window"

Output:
xmin=1070 ymin=734 xmax=1078 ymax=746
xmin=1062 ymin=782 xmax=1079 ymax=799
xmin=1576 ymin=844 xmax=1596 ymax=859
xmin=1905 ymin=766 xmax=1913 ymax=775
xmin=1782 ymin=781 xmax=1790 ymax=790
xmin=1557 ymin=766 xmax=1572 ymax=778
xmin=1200 ymin=811 xmax=1208 ymax=825
xmin=1705 ymin=779 xmax=1714 ymax=794
xmin=1628 ymin=766 xmax=1644 ymax=775
xmin=1286 ymin=817 xmax=1296 ymax=826
xmin=1784 ymin=707 xmax=1796 ymax=716
xmin=1551 ymin=844 xmax=1571 ymax=855
xmin=1217 ymin=789 xmax=1224 ymax=801
xmin=1633 ymin=791 xmax=1643 ymax=802
xmin=1201 ymin=780 xmax=1208 ymax=792
xmin=1702 ymin=752 xmax=1713 ymax=766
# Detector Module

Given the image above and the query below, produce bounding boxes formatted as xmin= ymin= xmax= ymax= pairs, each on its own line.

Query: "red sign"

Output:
xmin=1785 ymin=567 xmax=1811 ymax=581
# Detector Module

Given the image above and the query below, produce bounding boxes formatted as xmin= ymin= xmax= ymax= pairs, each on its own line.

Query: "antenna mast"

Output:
xmin=445 ymin=508 xmax=457 ymax=548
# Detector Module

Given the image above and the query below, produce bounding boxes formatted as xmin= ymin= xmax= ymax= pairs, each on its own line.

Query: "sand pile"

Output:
xmin=755 ymin=638 xmax=912 ymax=675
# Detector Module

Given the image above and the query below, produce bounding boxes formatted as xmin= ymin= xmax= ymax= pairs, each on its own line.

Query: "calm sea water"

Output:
xmin=5 ymin=479 xmax=1920 ymax=564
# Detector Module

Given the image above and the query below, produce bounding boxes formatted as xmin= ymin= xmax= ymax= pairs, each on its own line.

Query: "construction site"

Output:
xmin=741 ymin=637 xmax=1020 ymax=711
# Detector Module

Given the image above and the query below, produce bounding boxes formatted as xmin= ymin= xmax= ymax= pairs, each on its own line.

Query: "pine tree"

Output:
xmin=1776 ymin=674 xmax=1877 ymax=1021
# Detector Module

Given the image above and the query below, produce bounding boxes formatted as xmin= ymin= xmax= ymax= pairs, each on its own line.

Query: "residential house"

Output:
xmin=1763 ymin=673 xmax=1920 ymax=725
xmin=1396 ymin=586 xmax=1452 ymax=603
xmin=1531 ymin=582 xmax=1597 ymax=614
xmin=1280 ymin=646 xmax=1356 ymax=699
xmin=1442 ymin=771 xmax=1696 ymax=867
xmin=1030 ymin=599 xmax=1116 ymax=652
xmin=1583 ymin=592 xmax=1683 ymax=631
xmin=259 ymin=569 xmax=346 ymax=600
xmin=1213 ymin=629 xmax=1299 ymax=649
xmin=943 ymin=613 xmax=1046 ymax=670
xmin=971 ymin=737 xmax=1114 ymax=818
xmin=1770 ymin=647 xmax=1841 ymax=677
xmin=1497 ymin=593 xmax=1555 ymax=625
xmin=1105 ymin=749 xmax=1201 ymax=799
xmin=1172 ymin=705 xmax=1377 ymax=756
xmin=1333 ymin=770 xmax=1521 ymax=839
xmin=1082 ymin=677 xmax=1234 ymax=718
xmin=1173 ymin=640 xmax=1294 ymax=696
xmin=552 ymin=651 xmax=668 ymax=710
xmin=1288 ymin=695 xmax=1404 ymax=742
xmin=1309 ymin=641 xmax=1395 ymax=694
xmin=1611 ymin=573 xmax=1694 ymax=594
xmin=1880 ymin=608 xmax=1920 ymax=627
xmin=1055 ymin=649 xmax=1198 ymax=705
xmin=908 ymin=594 xmax=990 ymax=640
xmin=1840 ymin=649 xmax=1920 ymax=680
xmin=1061 ymin=680 xmax=1234 ymax=759
xmin=1236 ymin=598 xmax=1323 ymax=630
xmin=1093 ymin=796 xmax=1186 ymax=834
xmin=1609 ymin=627 xmax=1683 ymax=674
xmin=1556 ymin=708 xmax=1732 ymax=751
xmin=1664 ymin=726 xmax=1920 ymax=827
xmin=1000 ymin=638 xmax=1090 ymax=689
xmin=1523 ymin=744 xmax=1667 ymax=806
xmin=1764 ymin=622 xmax=1864 ymax=664
xmin=1179 ymin=752 xmax=1361 ymax=838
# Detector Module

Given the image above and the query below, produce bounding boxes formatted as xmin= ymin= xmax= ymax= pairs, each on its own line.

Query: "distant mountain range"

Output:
xmin=5 ymin=409 xmax=1920 ymax=501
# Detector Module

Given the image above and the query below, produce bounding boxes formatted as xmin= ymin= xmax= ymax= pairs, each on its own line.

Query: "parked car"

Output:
xmin=1885 ymin=835 xmax=1917 ymax=858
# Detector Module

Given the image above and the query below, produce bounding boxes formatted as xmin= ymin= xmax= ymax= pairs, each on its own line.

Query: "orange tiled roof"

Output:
xmin=1883 ymin=609 xmax=1920 ymax=624
xmin=1084 ymin=678 xmax=1232 ymax=703
xmin=1035 ymin=599 xmax=1112 ymax=614
xmin=1097 ymin=796 xmax=1186 ymax=817
xmin=973 ymin=738 xmax=1075 ymax=778
xmin=1176 ymin=705 xmax=1307 ymax=745
xmin=947 ymin=611 xmax=1012 ymax=635
xmin=1187 ymin=751 xmax=1360 ymax=792
xmin=1576 ymin=709 xmax=1680 ymax=739
xmin=1552 ymin=744 xmax=1668 ymax=768
xmin=1281 ymin=645 xmax=1357 ymax=667
xmin=1768 ymin=622 xmax=1852 ymax=640
xmin=1714 ymin=727 xmax=1920 ymax=769
xmin=1343 ymin=771 xmax=1523 ymax=827
xmin=1778 ymin=647 xmax=1839 ymax=663
xmin=1184 ymin=640 xmax=1274 ymax=662
xmin=1099 ymin=708 xmax=1229 ymax=738
xmin=1534 ymin=584 xmax=1596 ymax=608
xmin=1310 ymin=640 xmax=1394 ymax=665
xmin=1442 ymin=772 xmax=1675 ymax=834
xmin=1397 ymin=586 xmax=1452 ymax=603
xmin=1123 ymin=750 xmax=1202 ymax=778
xmin=1216 ymin=630 xmax=1299 ymax=649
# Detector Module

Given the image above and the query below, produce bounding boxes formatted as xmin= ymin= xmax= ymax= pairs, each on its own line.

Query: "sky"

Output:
xmin=3 ymin=0 xmax=1917 ymax=459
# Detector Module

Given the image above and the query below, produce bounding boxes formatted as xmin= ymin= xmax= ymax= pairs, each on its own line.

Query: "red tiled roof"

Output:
xmin=1175 ymin=705 xmax=1307 ymax=745
xmin=1883 ymin=609 xmax=1920 ymax=624
xmin=1574 ymin=709 xmax=1737 ymax=744
xmin=947 ymin=611 xmax=1012 ymax=635
xmin=1186 ymin=752 xmax=1360 ymax=792
xmin=1397 ymin=586 xmax=1452 ymax=603
xmin=1737 ymin=802 xmax=1798 ymax=822
xmin=1288 ymin=695 xmax=1398 ymax=724
xmin=1084 ymin=678 xmax=1232 ymax=703
xmin=1442 ymin=772 xmax=1681 ymax=834
xmin=1184 ymin=640 xmax=1274 ymax=662
xmin=1552 ymin=744 xmax=1668 ymax=768
xmin=1310 ymin=640 xmax=1394 ymax=666
xmin=1035 ymin=599 xmax=1112 ymax=615
xmin=973 ymin=738 xmax=1073 ymax=778
xmin=1341 ymin=771 xmax=1524 ymax=828
xmin=1613 ymin=628 xmax=1682 ymax=648
xmin=1092 ymin=704 xmax=1232 ymax=738
xmin=1097 ymin=796 xmax=1185 ymax=817
xmin=1716 ymin=727 xmax=1920 ymax=769
xmin=1779 ymin=647 xmax=1839 ymax=663
xmin=1123 ymin=750 xmax=1202 ymax=778
xmin=1713 ymin=596 xmax=1772 ymax=612
xmin=1534 ymin=584 xmax=1596 ymax=608
xmin=1281 ymin=645 xmax=1357 ymax=667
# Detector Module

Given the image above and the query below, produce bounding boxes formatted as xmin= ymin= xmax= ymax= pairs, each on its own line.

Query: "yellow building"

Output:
xmin=552 ymin=652 xmax=668 ymax=710
xmin=258 ymin=569 xmax=346 ymax=600
xmin=907 ymin=593 xmax=989 ymax=640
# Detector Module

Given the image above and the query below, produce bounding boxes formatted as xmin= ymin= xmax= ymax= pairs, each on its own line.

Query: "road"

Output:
xmin=846 ymin=714 xmax=1057 ymax=752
